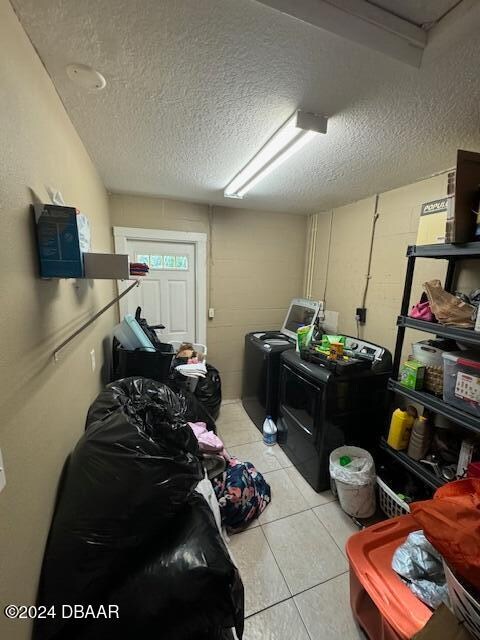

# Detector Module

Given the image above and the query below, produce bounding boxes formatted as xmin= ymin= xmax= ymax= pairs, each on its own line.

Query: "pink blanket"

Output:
xmin=189 ymin=422 xmax=230 ymax=460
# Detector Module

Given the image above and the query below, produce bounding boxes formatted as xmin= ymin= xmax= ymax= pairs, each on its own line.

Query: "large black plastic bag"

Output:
xmin=34 ymin=377 xmax=204 ymax=640
xmin=168 ymin=376 xmax=217 ymax=431
xmin=195 ymin=363 xmax=222 ymax=420
xmin=102 ymin=493 xmax=244 ymax=640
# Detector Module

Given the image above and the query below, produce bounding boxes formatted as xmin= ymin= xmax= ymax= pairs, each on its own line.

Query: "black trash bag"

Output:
xmin=34 ymin=377 xmax=203 ymax=640
xmin=167 ymin=376 xmax=217 ymax=432
xmin=95 ymin=493 xmax=244 ymax=640
xmin=195 ymin=363 xmax=222 ymax=420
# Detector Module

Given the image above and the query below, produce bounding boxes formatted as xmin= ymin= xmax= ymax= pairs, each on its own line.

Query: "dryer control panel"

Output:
xmin=344 ymin=337 xmax=385 ymax=362
xmin=302 ymin=335 xmax=392 ymax=374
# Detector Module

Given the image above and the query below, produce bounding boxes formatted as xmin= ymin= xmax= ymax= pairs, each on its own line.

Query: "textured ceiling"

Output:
xmin=11 ymin=0 xmax=480 ymax=214
xmin=367 ymin=0 xmax=460 ymax=27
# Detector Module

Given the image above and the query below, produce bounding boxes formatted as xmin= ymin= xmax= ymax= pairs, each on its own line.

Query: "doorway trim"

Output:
xmin=113 ymin=226 xmax=208 ymax=345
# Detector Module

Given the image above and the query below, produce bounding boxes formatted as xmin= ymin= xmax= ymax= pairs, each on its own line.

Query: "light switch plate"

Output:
xmin=90 ymin=348 xmax=96 ymax=372
xmin=0 ymin=449 xmax=6 ymax=493
xmin=208 ymin=308 xmax=215 ymax=319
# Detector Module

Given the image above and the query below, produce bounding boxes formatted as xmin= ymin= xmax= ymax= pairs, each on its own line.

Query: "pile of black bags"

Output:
xmin=194 ymin=363 xmax=222 ymax=420
xmin=169 ymin=361 xmax=222 ymax=422
xmin=34 ymin=378 xmax=244 ymax=640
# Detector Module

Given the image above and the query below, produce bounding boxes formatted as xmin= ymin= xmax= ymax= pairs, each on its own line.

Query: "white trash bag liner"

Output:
xmin=329 ymin=446 xmax=376 ymax=518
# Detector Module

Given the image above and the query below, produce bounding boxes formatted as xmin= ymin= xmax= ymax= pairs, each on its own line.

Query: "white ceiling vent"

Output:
xmin=66 ymin=63 xmax=106 ymax=91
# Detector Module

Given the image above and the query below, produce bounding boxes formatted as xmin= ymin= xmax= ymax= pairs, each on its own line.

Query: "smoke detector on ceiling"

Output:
xmin=66 ymin=64 xmax=106 ymax=91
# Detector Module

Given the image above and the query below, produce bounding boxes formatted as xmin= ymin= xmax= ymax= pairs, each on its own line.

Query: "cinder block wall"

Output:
xmin=0 ymin=2 xmax=116 ymax=638
xmin=311 ymin=172 xmax=479 ymax=361
xmin=110 ymin=194 xmax=308 ymax=397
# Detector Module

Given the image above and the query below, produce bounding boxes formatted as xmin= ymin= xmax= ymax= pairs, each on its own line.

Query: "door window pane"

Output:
xmin=175 ymin=256 xmax=188 ymax=270
xmin=150 ymin=255 xmax=163 ymax=269
xmin=136 ymin=254 xmax=150 ymax=266
xmin=135 ymin=253 xmax=189 ymax=270
xmin=163 ymin=255 xmax=175 ymax=269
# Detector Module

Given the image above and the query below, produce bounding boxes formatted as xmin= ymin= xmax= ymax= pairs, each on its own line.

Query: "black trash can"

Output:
xmin=116 ymin=345 xmax=174 ymax=383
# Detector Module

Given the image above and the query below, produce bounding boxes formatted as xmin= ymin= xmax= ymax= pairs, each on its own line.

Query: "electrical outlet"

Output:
xmin=356 ymin=307 xmax=367 ymax=324
xmin=208 ymin=308 xmax=215 ymax=319
xmin=90 ymin=348 xmax=96 ymax=372
xmin=0 ymin=449 xmax=6 ymax=494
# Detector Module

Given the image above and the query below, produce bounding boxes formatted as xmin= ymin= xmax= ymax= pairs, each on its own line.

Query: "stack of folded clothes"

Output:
xmin=130 ymin=262 xmax=150 ymax=276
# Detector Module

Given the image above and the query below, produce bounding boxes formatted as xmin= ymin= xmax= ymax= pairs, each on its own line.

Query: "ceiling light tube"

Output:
xmin=224 ymin=110 xmax=327 ymax=199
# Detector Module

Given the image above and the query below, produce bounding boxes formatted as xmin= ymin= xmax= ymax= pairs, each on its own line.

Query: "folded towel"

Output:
xmin=175 ymin=362 xmax=207 ymax=378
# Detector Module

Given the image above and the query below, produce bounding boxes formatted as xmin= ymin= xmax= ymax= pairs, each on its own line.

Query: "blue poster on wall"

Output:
xmin=34 ymin=204 xmax=83 ymax=278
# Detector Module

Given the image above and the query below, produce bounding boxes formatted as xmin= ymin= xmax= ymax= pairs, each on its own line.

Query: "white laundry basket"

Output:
xmin=329 ymin=446 xmax=376 ymax=518
xmin=443 ymin=561 xmax=480 ymax=639
xmin=377 ymin=477 xmax=410 ymax=519
xmin=170 ymin=341 xmax=207 ymax=356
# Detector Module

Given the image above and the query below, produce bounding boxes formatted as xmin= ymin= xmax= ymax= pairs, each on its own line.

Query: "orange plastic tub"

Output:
xmin=346 ymin=515 xmax=432 ymax=640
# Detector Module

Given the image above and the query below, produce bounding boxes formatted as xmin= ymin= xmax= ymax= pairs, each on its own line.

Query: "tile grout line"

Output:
xmin=246 ymin=595 xmax=314 ymax=640
xmin=290 ymin=570 xmax=350 ymax=640
xmin=311 ymin=505 xmax=358 ymax=558
xmin=259 ymin=514 xmax=297 ymax=601
xmin=257 ymin=505 xmax=350 ymax=623
xmin=222 ymin=438 xmax=263 ymax=448
xmin=291 ymin=593 xmax=315 ymax=640
xmin=243 ymin=594 xmax=294 ymax=621
xmin=236 ymin=524 xmax=293 ymax=619
xmin=229 ymin=405 xmax=352 ymax=636
xmin=259 ymin=505 xmax=311 ymax=527
xmin=243 ymin=564 xmax=350 ymax=619
xmin=259 ymin=507 xmax=349 ymax=598
xmin=291 ymin=568 xmax=350 ymax=599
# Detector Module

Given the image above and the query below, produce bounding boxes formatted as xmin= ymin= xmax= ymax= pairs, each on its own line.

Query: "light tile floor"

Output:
xmin=217 ymin=400 xmax=364 ymax=640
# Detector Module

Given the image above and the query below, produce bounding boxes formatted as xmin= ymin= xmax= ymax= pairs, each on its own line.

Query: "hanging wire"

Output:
xmin=323 ymin=210 xmax=334 ymax=305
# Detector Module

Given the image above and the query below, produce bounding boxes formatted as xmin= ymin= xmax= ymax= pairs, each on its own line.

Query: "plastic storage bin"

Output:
xmin=346 ymin=515 xmax=431 ymax=640
xmin=114 ymin=314 xmax=155 ymax=352
xmin=443 ymin=351 xmax=480 ymax=418
xmin=413 ymin=339 xmax=456 ymax=396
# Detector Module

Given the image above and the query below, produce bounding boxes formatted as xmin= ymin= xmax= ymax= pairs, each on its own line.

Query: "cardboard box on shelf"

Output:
xmin=400 ymin=360 xmax=425 ymax=390
xmin=416 ymin=198 xmax=448 ymax=246
xmin=445 ymin=150 xmax=480 ymax=244
xmin=416 ymin=150 xmax=480 ymax=246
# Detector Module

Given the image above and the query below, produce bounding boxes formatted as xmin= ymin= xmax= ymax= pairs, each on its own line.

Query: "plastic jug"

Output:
xmin=263 ymin=416 xmax=277 ymax=446
xmin=407 ymin=416 xmax=431 ymax=460
xmin=387 ymin=407 xmax=417 ymax=450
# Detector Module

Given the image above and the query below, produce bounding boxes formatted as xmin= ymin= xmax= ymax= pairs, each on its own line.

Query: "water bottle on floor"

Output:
xmin=263 ymin=416 xmax=277 ymax=446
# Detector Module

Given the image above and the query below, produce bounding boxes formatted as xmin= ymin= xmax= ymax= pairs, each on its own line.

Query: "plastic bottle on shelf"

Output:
xmin=407 ymin=416 xmax=432 ymax=461
xmin=262 ymin=416 xmax=277 ymax=446
xmin=387 ymin=406 xmax=418 ymax=450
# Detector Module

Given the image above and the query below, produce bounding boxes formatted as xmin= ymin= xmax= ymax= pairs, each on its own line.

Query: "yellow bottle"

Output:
xmin=387 ymin=407 xmax=417 ymax=450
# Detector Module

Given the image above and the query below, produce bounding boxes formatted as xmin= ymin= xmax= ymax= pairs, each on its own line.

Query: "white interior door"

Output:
xmin=124 ymin=239 xmax=196 ymax=344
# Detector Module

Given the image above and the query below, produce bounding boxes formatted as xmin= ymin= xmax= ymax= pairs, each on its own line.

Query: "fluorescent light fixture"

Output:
xmin=224 ymin=110 xmax=327 ymax=199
